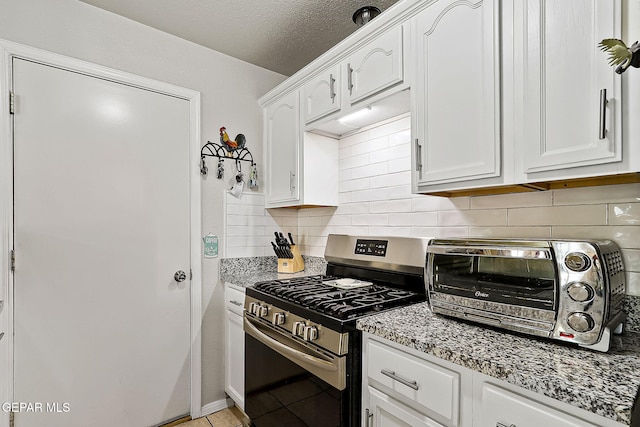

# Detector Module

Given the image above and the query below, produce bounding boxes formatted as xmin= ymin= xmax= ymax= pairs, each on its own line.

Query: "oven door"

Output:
xmin=244 ymin=315 xmax=350 ymax=427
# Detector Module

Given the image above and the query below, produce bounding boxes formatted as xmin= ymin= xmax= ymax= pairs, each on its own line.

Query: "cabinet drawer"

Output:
xmin=367 ymin=340 xmax=460 ymax=426
xmin=224 ymin=285 xmax=245 ymax=316
xmin=479 ymin=383 xmax=598 ymax=427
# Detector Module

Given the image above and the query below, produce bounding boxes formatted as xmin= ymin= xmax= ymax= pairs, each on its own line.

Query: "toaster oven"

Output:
xmin=426 ymin=238 xmax=626 ymax=352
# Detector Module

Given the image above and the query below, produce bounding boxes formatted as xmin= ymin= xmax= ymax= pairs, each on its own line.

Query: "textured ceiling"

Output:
xmin=79 ymin=0 xmax=401 ymax=76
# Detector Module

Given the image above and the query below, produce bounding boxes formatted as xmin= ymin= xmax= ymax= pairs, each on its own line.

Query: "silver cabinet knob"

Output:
xmin=174 ymin=270 xmax=187 ymax=282
xmin=567 ymin=282 xmax=595 ymax=302
xmin=567 ymin=312 xmax=595 ymax=332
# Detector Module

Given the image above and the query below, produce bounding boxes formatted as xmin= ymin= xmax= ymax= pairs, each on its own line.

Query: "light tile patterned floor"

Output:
xmin=177 ymin=407 xmax=244 ymax=427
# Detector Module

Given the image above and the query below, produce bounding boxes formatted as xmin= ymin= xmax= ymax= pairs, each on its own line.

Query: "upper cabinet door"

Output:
xmin=413 ymin=0 xmax=501 ymax=186
xmin=303 ymin=64 xmax=341 ymax=124
xmin=517 ymin=0 xmax=622 ymax=175
xmin=265 ymin=89 xmax=300 ymax=205
xmin=347 ymin=26 xmax=404 ymax=105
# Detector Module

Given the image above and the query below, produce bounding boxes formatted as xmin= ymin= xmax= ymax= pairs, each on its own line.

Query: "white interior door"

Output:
xmin=12 ymin=58 xmax=191 ymax=427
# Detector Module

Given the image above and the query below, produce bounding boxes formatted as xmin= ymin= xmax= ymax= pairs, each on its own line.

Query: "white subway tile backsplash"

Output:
xmin=387 ymin=156 xmax=412 ymax=173
xmin=388 ymin=212 xmax=438 ymax=227
xmin=352 ymin=214 xmax=388 ymax=226
xmin=370 ymin=171 xmax=412 ymax=189
xmin=609 ymin=203 xmax=640 ymax=226
xmin=623 ymin=249 xmax=640 ymax=273
xmin=553 ymin=183 xmax=640 ymax=206
xmin=551 ymin=226 xmax=640 ymax=248
xmin=469 ymin=226 xmax=552 ymax=238
xmin=410 ymin=226 xmax=467 ymax=238
xmin=439 ymin=209 xmax=508 ymax=227
xmin=627 ymin=272 xmax=640 ymax=297
xmin=351 ymin=162 xmax=388 ymax=179
xmin=368 ymin=115 xmax=410 ymax=138
xmin=388 ymin=130 xmax=411 ymax=147
xmin=508 ymin=205 xmax=607 ymax=226
xmin=340 ymin=177 xmax=370 ymax=192
xmin=335 ymin=202 xmax=370 ymax=215
xmin=339 ymin=153 xmax=370 ymax=171
xmin=470 ymin=191 xmax=552 ymax=209
xmin=369 ymin=143 xmax=411 ymax=164
xmin=352 ymin=188 xmax=390 ymax=202
xmin=370 ymin=199 xmax=412 ymax=213
xmin=412 ymin=196 xmax=470 ymax=212
xmin=368 ymin=226 xmax=412 ymax=237
xmin=352 ymin=136 xmax=388 ymax=156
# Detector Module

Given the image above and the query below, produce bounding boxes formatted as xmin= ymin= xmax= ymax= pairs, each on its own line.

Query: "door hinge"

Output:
xmin=10 ymin=249 xmax=15 ymax=272
xmin=9 ymin=92 xmax=15 ymax=115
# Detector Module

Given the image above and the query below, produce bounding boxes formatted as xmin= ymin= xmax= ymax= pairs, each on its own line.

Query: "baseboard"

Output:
xmin=201 ymin=397 xmax=234 ymax=417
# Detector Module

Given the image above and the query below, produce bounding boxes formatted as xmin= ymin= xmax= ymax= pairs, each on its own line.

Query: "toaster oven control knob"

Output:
xmin=567 ymin=312 xmax=595 ymax=333
xmin=303 ymin=325 xmax=318 ymax=341
xmin=272 ymin=312 xmax=286 ymax=326
xmin=293 ymin=321 xmax=305 ymax=336
xmin=567 ymin=282 xmax=594 ymax=302
xmin=565 ymin=252 xmax=591 ymax=272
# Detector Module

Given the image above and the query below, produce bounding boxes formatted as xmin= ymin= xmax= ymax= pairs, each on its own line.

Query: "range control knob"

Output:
xmin=258 ymin=305 xmax=269 ymax=318
xmin=248 ymin=302 xmax=259 ymax=315
xmin=293 ymin=321 xmax=306 ymax=336
xmin=567 ymin=312 xmax=595 ymax=333
xmin=567 ymin=282 xmax=595 ymax=302
xmin=564 ymin=252 xmax=591 ymax=272
xmin=272 ymin=312 xmax=286 ymax=326
xmin=303 ymin=325 xmax=318 ymax=341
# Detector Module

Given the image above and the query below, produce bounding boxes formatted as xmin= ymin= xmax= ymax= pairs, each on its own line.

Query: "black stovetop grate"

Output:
xmin=253 ymin=275 xmax=424 ymax=320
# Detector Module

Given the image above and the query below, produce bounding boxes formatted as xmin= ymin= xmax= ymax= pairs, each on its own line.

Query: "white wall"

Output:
xmin=0 ymin=0 xmax=286 ymax=408
xmin=228 ymin=115 xmax=640 ymax=297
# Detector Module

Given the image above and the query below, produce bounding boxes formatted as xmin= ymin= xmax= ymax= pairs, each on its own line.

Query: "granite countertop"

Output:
xmin=357 ymin=302 xmax=640 ymax=426
xmin=219 ymin=256 xmax=327 ymax=287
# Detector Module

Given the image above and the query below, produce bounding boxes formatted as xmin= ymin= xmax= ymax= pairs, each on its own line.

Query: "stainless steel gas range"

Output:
xmin=244 ymin=234 xmax=429 ymax=427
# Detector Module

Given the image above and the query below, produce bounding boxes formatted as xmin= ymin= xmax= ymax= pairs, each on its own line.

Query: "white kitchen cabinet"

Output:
xmin=303 ymin=64 xmax=341 ymax=124
xmin=362 ymin=334 xmax=473 ymax=427
xmin=263 ymin=89 xmax=339 ymax=208
xmin=346 ymin=25 xmax=404 ymax=106
xmin=264 ymin=89 xmax=300 ymax=206
xmin=412 ymin=0 xmax=502 ymax=192
xmin=224 ymin=284 xmax=245 ymax=410
xmin=367 ymin=387 xmax=445 ymax=427
xmin=514 ymin=0 xmax=623 ymax=181
xmin=472 ymin=373 xmax=626 ymax=427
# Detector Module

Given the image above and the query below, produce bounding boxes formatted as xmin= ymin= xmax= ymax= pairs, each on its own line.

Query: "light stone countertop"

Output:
xmin=357 ymin=301 xmax=640 ymax=426
xmin=219 ymin=256 xmax=327 ymax=288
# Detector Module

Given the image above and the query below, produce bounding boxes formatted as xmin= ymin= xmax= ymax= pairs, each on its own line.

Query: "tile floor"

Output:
xmin=176 ymin=407 xmax=245 ymax=427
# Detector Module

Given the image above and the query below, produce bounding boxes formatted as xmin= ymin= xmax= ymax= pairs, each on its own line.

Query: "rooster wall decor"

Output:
xmin=599 ymin=39 xmax=640 ymax=74
xmin=220 ymin=126 xmax=246 ymax=153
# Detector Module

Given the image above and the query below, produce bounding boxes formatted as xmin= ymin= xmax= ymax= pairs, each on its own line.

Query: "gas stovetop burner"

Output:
xmin=252 ymin=275 xmax=424 ymax=320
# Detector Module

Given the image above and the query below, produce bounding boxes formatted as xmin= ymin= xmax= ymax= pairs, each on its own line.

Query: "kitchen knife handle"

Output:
xmin=599 ymin=88 xmax=607 ymax=140
xmin=271 ymin=241 xmax=281 ymax=258
xmin=288 ymin=232 xmax=295 ymax=246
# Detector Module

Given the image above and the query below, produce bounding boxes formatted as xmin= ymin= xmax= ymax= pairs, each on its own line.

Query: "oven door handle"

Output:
xmin=244 ymin=316 xmax=338 ymax=372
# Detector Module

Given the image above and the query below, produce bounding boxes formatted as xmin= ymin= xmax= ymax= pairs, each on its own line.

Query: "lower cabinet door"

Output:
xmin=479 ymin=383 xmax=598 ymax=427
xmin=225 ymin=309 xmax=244 ymax=410
xmin=367 ymin=387 xmax=445 ymax=427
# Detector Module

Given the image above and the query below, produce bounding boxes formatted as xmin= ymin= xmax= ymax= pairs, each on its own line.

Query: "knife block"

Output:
xmin=278 ymin=245 xmax=305 ymax=274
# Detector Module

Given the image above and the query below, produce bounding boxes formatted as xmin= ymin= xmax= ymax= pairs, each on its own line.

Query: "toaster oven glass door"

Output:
xmin=431 ymin=254 xmax=556 ymax=310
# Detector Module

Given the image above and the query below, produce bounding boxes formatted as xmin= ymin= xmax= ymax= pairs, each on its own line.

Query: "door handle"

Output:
xmin=347 ymin=63 xmax=354 ymax=94
xmin=415 ymin=139 xmax=422 ymax=173
xmin=174 ymin=270 xmax=187 ymax=282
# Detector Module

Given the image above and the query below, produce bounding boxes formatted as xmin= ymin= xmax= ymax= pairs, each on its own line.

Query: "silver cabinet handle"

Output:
xmin=496 ymin=423 xmax=516 ymax=427
xmin=599 ymin=88 xmax=608 ymax=140
xmin=347 ymin=63 xmax=354 ymax=94
xmin=289 ymin=170 xmax=296 ymax=192
xmin=329 ymin=74 xmax=336 ymax=103
xmin=415 ymin=139 xmax=422 ymax=173
xmin=380 ymin=369 xmax=419 ymax=390
xmin=229 ymin=300 xmax=243 ymax=307
xmin=365 ymin=408 xmax=373 ymax=427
